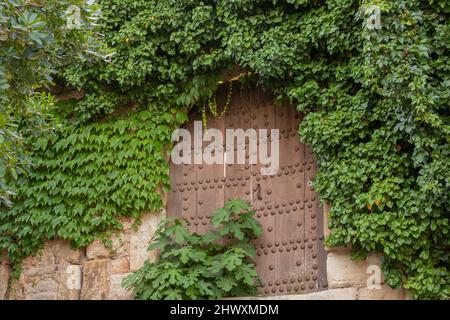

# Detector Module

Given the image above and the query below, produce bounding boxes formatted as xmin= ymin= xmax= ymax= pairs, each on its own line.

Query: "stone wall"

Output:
xmin=0 ymin=204 xmax=409 ymax=300
xmin=1 ymin=212 xmax=161 ymax=300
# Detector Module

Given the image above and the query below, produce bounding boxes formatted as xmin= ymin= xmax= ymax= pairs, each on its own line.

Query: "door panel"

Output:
xmin=167 ymin=84 xmax=327 ymax=296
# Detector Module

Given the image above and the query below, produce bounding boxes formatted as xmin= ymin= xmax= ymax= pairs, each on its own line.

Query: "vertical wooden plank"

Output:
xmin=224 ymin=83 xmax=252 ymax=205
xmin=304 ymin=143 xmax=321 ymax=293
xmin=316 ymin=199 xmax=328 ymax=290
xmin=181 ymin=118 xmax=197 ymax=234
xmin=273 ymin=102 xmax=306 ymax=295
xmin=167 ymin=157 xmax=183 ymax=219
xmin=293 ymin=112 xmax=309 ymax=294
xmin=251 ymin=88 xmax=276 ymax=296
xmin=196 ymin=112 xmax=225 ymax=235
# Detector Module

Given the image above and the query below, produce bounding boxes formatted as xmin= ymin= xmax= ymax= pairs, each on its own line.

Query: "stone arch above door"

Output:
xmin=167 ymin=83 xmax=327 ymax=296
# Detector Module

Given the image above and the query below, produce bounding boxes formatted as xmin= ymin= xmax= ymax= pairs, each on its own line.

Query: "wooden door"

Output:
xmin=167 ymin=84 xmax=327 ymax=296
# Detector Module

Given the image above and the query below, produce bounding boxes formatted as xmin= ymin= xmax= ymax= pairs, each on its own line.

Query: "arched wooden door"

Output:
xmin=167 ymin=84 xmax=327 ymax=296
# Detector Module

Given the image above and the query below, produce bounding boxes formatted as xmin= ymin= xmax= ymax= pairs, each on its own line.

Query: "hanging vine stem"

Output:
xmin=202 ymin=80 xmax=233 ymax=129
xmin=209 ymin=80 xmax=233 ymax=118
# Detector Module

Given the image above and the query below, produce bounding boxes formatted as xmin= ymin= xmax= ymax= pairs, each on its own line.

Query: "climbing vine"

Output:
xmin=1 ymin=0 xmax=448 ymax=299
xmin=0 ymin=107 xmax=188 ymax=269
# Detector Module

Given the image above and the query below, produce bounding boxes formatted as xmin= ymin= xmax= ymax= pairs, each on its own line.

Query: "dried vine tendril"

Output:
xmin=202 ymin=80 xmax=233 ymax=129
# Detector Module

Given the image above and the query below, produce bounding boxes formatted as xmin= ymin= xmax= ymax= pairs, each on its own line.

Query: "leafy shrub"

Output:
xmin=122 ymin=199 xmax=262 ymax=300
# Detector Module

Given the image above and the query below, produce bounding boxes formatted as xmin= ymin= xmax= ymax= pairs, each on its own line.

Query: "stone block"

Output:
xmin=86 ymin=239 xmax=111 ymax=260
xmin=327 ymin=252 xmax=383 ymax=289
xmin=86 ymin=232 xmax=127 ymax=260
xmin=0 ymin=262 xmax=10 ymax=300
xmin=25 ymin=278 xmax=59 ymax=295
xmin=52 ymin=240 xmax=83 ymax=265
xmin=80 ymin=260 xmax=108 ymax=300
xmin=23 ymin=266 xmax=56 ymax=277
xmin=110 ymin=257 xmax=130 ymax=274
xmin=57 ymin=265 xmax=82 ymax=300
xmin=357 ymin=285 xmax=408 ymax=300
xmin=107 ymin=274 xmax=134 ymax=300
xmin=22 ymin=243 xmax=55 ymax=267
xmin=129 ymin=213 xmax=160 ymax=272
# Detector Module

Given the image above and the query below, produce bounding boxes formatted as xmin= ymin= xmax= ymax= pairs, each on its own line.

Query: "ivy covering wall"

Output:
xmin=0 ymin=0 xmax=448 ymax=299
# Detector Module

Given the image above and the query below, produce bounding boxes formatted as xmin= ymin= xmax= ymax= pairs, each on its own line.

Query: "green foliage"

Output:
xmin=0 ymin=0 xmax=105 ymax=99
xmin=122 ymin=199 xmax=263 ymax=300
xmin=0 ymin=92 xmax=56 ymax=206
xmin=296 ymin=1 xmax=450 ymax=299
xmin=2 ymin=0 xmax=448 ymax=299
xmin=0 ymin=107 xmax=185 ymax=267
xmin=0 ymin=0 xmax=107 ymax=207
